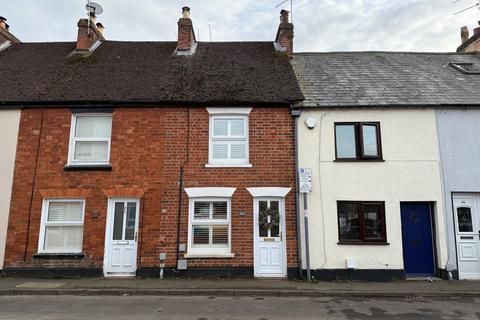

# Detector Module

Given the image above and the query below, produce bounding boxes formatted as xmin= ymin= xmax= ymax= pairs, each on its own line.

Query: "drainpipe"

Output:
xmin=291 ymin=107 xmax=303 ymax=279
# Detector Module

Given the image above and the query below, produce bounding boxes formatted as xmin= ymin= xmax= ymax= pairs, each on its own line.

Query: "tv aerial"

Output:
xmin=453 ymin=0 xmax=480 ymax=15
xmin=86 ymin=1 xmax=103 ymax=18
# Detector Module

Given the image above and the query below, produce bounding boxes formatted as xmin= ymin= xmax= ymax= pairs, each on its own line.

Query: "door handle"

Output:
xmin=135 ymin=232 xmax=138 ymax=242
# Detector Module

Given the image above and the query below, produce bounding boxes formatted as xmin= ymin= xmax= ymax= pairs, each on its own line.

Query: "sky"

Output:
xmin=1 ymin=0 xmax=479 ymax=52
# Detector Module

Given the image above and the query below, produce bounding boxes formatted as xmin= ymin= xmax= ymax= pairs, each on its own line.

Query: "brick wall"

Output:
xmin=4 ymin=106 xmax=297 ymax=271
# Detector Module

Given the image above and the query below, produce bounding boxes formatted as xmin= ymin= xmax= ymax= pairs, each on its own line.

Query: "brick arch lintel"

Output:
xmin=102 ymin=187 xmax=146 ymax=198
xmin=39 ymin=189 xmax=91 ymax=199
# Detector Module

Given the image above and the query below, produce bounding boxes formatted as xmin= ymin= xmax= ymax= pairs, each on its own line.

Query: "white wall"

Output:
xmin=0 ymin=109 xmax=20 ymax=269
xmin=298 ymin=108 xmax=447 ymax=270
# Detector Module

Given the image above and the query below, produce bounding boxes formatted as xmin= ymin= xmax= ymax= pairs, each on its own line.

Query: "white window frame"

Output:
xmin=38 ymin=198 xmax=86 ymax=254
xmin=67 ymin=113 xmax=112 ymax=166
xmin=206 ymin=108 xmax=252 ymax=168
xmin=186 ymin=197 xmax=233 ymax=258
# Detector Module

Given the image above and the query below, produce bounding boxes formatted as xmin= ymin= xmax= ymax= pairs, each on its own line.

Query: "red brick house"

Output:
xmin=1 ymin=8 xmax=303 ymax=278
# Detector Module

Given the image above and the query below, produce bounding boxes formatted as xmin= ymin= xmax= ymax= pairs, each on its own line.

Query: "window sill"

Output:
xmin=334 ymin=159 xmax=385 ymax=163
xmin=184 ymin=253 xmax=235 ymax=259
xmin=337 ymin=242 xmax=390 ymax=246
xmin=205 ymin=163 xmax=252 ymax=168
xmin=33 ymin=253 xmax=85 ymax=260
xmin=64 ymin=164 xmax=112 ymax=171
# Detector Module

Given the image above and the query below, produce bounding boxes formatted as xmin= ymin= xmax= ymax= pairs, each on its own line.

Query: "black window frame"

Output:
xmin=337 ymin=201 xmax=387 ymax=245
xmin=334 ymin=122 xmax=383 ymax=161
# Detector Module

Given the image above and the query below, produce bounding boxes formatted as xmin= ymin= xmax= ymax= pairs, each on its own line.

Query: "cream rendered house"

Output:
xmin=293 ymin=52 xmax=451 ymax=280
xmin=0 ymin=109 xmax=21 ymax=270
xmin=0 ymin=21 xmax=21 ymax=271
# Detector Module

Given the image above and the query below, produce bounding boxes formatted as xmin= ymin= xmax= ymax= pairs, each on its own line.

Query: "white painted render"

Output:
xmin=298 ymin=108 xmax=448 ymax=271
xmin=0 ymin=109 xmax=20 ymax=269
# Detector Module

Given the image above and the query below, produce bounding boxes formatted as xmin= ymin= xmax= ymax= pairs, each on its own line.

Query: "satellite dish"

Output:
xmin=86 ymin=2 xmax=103 ymax=16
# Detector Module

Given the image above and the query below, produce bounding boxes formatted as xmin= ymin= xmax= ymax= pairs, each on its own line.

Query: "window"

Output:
xmin=335 ymin=122 xmax=382 ymax=160
xmin=337 ymin=201 xmax=386 ymax=244
xmin=68 ymin=114 xmax=112 ymax=165
xmin=188 ymin=198 xmax=231 ymax=256
xmin=209 ymin=115 xmax=249 ymax=166
xmin=457 ymin=207 xmax=473 ymax=232
xmin=38 ymin=199 xmax=85 ymax=253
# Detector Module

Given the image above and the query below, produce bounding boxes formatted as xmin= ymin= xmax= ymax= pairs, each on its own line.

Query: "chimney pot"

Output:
xmin=280 ymin=10 xmax=289 ymax=24
xmin=0 ymin=16 xmax=7 ymax=30
xmin=182 ymin=6 xmax=191 ymax=19
xmin=96 ymin=22 xmax=105 ymax=35
xmin=461 ymin=26 xmax=470 ymax=43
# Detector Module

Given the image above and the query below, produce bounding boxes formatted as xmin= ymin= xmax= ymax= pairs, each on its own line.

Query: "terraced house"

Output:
xmin=0 ymin=8 xmax=303 ymax=278
xmin=292 ymin=47 xmax=480 ymax=281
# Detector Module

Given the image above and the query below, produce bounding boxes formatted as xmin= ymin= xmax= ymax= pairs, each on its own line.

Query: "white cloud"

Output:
xmin=1 ymin=0 xmax=479 ymax=51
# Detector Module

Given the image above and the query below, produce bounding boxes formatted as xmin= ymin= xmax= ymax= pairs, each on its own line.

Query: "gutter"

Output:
xmin=0 ymin=100 xmax=297 ymax=109
xmin=291 ymin=106 xmax=303 ymax=279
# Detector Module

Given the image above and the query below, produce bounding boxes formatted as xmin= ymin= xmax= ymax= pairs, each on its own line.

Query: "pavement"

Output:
xmin=0 ymin=276 xmax=479 ymax=298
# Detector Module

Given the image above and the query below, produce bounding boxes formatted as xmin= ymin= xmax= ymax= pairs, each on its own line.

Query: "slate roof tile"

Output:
xmin=292 ymin=52 xmax=480 ymax=107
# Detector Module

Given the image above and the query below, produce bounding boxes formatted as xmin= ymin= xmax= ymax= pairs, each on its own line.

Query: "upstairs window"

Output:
xmin=68 ymin=114 xmax=112 ymax=165
xmin=209 ymin=115 xmax=249 ymax=165
xmin=335 ymin=122 xmax=382 ymax=160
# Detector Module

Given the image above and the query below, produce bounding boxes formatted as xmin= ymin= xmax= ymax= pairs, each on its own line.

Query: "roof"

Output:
xmin=292 ymin=52 xmax=480 ymax=108
xmin=0 ymin=41 xmax=303 ymax=107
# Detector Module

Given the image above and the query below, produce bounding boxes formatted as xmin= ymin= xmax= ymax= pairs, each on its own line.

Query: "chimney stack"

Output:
xmin=274 ymin=10 xmax=294 ymax=59
xmin=474 ymin=21 xmax=480 ymax=36
xmin=75 ymin=15 xmax=105 ymax=52
xmin=458 ymin=21 xmax=480 ymax=52
xmin=461 ymin=26 xmax=469 ymax=43
xmin=176 ymin=6 xmax=197 ymax=55
xmin=0 ymin=16 xmax=21 ymax=44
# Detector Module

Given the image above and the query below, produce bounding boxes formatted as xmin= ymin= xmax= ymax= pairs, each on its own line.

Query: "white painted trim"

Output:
xmin=253 ymin=197 xmax=287 ymax=278
xmin=208 ymin=114 xmax=250 ymax=166
xmin=184 ymin=253 xmax=235 ymax=259
xmin=187 ymin=197 xmax=233 ymax=257
xmin=185 ymin=187 xmax=236 ymax=198
xmin=67 ymin=113 xmax=113 ymax=166
xmin=38 ymin=198 xmax=86 ymax=254
xmin=206 ymin=107 xmax=252 ymax=115
xmin=205 ymin=163 xmax=252 ymax=168
xmin=103 ymin=198 xmax=140 ymax=277
xmin=247 ymin=187 xmax=292 ymax=198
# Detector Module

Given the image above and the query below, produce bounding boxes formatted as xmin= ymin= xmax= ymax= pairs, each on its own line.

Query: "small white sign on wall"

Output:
xmin=299 ymin=168 xmax=312 ymax=193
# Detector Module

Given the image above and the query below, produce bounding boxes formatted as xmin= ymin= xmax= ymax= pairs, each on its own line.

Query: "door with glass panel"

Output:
xmin=453 ymin=194 xmax=480 ymax=279
xmin=254 ymin=198 xmax=286 ymax=277
xmin=104 ymin=199 xmax=140 ymax=276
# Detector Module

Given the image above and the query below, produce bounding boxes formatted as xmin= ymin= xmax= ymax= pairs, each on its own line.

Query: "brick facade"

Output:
xmin=4 ymin=106 xmax=297 ymax=272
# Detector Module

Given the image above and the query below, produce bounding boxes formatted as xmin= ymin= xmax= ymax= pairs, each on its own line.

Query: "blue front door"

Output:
xmin=400 ymin=203 xmax=435 ymax=276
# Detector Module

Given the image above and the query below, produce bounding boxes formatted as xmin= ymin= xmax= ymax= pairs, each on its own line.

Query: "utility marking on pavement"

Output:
xmin=15 ymin=282 xmax=67 ymax=289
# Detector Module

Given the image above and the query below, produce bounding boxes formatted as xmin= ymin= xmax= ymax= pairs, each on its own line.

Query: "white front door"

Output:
xmin=254 ymin=198 xmax=286 ymax=277
xmin=104 ymin=198 xmax=140 ymax=277
xmin=453 ymin=194 xmax=480 ymax=279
